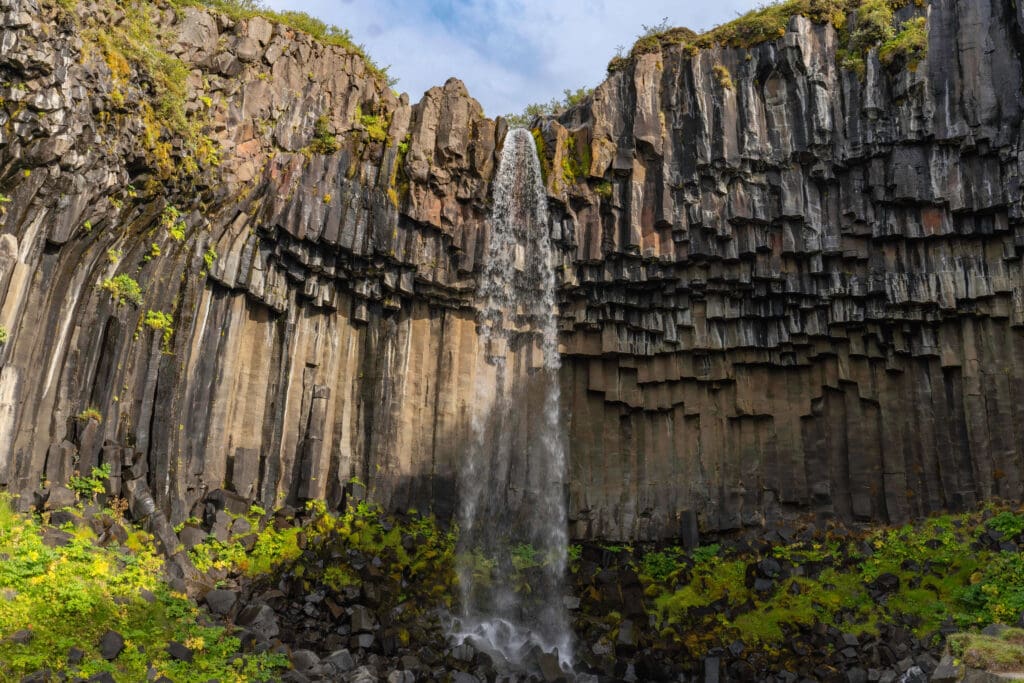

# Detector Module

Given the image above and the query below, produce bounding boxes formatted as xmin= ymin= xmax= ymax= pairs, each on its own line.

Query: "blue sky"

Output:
xmin=262 ymin=0 xmax=762 ymax=116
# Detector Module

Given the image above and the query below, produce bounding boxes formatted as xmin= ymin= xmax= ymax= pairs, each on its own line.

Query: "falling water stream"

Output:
xmin=448 ymin=127 xmax=572 ymax=675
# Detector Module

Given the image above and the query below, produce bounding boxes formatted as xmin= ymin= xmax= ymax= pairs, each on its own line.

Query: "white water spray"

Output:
xmin=450 ymin=128 xmax=571 ymax=675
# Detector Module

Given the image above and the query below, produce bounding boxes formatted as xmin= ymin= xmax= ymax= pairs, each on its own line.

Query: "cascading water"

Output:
xmin=449 ymin=127 xmax=572 ymax=675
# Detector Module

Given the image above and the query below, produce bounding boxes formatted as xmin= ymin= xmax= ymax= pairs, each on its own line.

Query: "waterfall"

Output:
xmin=450 ymin=127 xmax=572 ymax=673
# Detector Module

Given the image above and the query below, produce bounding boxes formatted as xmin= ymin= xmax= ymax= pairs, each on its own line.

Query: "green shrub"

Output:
xmin=68 ymin=463 xmax=111 ymax=501
xmin=358 ymin=107 xmax=388 ymax=142
xmin=878 ymin=16 xmax=928 ymax=69
xmin=504 ymin=87 xmax=594 ymax=128
xmin=100 ymin=274 xmax=143 ymax=307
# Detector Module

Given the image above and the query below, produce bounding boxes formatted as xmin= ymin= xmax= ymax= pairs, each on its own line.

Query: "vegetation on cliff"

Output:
xmin=608 ymin=0 xmax=929 ymax=76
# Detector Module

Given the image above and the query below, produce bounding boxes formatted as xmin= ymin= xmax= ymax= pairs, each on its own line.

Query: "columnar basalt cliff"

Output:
xmin=1 ymin=0 xmax=1023 ymax=541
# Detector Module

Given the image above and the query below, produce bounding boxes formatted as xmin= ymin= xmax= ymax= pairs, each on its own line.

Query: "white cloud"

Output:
xmin=262 ymin=0 xmax=761 ymax=116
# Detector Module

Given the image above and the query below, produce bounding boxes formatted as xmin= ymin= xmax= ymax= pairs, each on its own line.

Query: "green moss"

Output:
xmin=594 ymin=180 xmax=613 ymax=200
xmin=530 ymin=128 xmax=550 ymax=185
xmin=560 ymin=134 xmax=591 ymax=186
xmin=0 ymin=325 xmax=7 ymax=345
xmin=100 ymin=274 xmax=143 ymax=307
xmin=203 ymin=245 xmax=217 ymax=272
xmin=309 ymin=114 xmax=340 ymax=154
xmin=143 ymin=310 xmax=174 ymax=352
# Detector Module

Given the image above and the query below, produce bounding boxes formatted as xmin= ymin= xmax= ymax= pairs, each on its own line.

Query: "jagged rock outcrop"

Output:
xmin=1 ymin=0 xmax=1023 ymax=540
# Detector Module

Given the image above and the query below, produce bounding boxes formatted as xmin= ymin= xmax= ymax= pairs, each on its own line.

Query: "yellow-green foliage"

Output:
xmin=639 ymin=504 xmax=1024 ymax=654
xmin=0 ymin=494 xmax=289 ymax=681
xmin=358 ymin=106 xmax=388 ymax=143
xmin=950 ymin=629 xmax=1024 ymax=672
xmin=203 ymin=246 xmax=218 ymax=271
xmin=68 ymin=463 xmax=111 ymax=501
xmin=712 ymin=64 xmax=734 ymax=90
xmin=879 ymin=16 xmax=928 ymax=69
xmin=612 ymin=1 xmax=926 ymax=78
xmin=100 ymin=274 xmax=143 ymax=307
xmin=143 ymin=242 xmax=161 ymax=263
xmin=189 ymin=500 xmax=457 ymax=612
xmin=309 ymin=114 xmax=340 ymax=154
xmin=80 ymin=0 xmax=208 ymax=180
xmin=0 ymin=325 xmax=7 ymax=345
xmin=144 ymin=310 xmax=174 ymax=351
xmin=161 ymin=205 xmax=186 ymax=241
xmin=76 ymin=406 xmax=103 ymax=423
xmin=594 ymin=181 xmax=613 ymax=200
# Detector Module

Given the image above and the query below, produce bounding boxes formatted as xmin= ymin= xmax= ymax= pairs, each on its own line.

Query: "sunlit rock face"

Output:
xmin=2 ymin=0 xmax=1024 ymax=540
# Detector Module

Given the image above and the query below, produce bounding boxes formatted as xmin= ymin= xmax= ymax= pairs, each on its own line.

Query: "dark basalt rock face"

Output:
xmin=1 ymin=0 xmax=1023 ymax=540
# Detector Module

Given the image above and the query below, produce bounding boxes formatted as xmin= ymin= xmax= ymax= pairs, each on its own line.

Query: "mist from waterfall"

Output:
xmin=449 ymin=127 xmax=572 ymax=673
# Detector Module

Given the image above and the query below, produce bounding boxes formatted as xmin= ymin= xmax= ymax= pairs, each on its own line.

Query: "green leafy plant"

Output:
xmin=0 ymin=326 xmax=7 ymax=345
xmin=0 ymin=493 xmax=290 ymax=680
xmin=68 ymin=463 xmax=112 ymax=501
xmin=142 ymin=242 xmax=161 ymax=263
xmin=161 ymin=205 xmax=186 ymax=241
xmin=75 ymin=406 xmax=103 ymax=423
xmin=143 ymin=310 xmax=174 ymax=352
xmin=100 ymin=274 xmax=142 ymax=307
xmin=203 ymin=246 xmax=218 ymax=271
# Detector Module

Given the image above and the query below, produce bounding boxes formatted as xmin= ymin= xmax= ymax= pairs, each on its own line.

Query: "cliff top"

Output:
xmin=611 ymin=0 xmax=928 ymax=75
